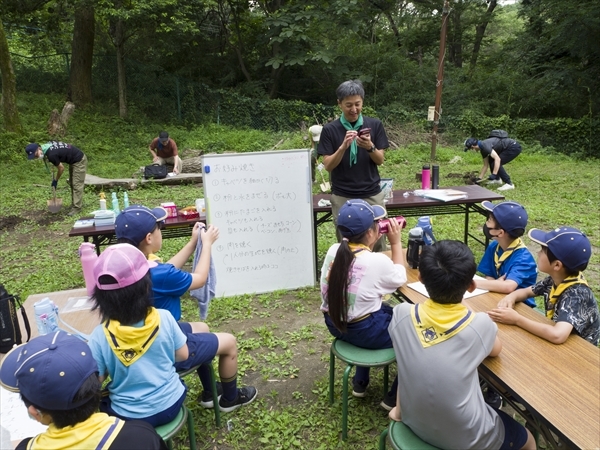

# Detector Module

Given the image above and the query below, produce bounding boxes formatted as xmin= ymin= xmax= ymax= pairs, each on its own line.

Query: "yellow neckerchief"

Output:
xmin=348 ymin=243 xmax=371 ymax=255
xmin=494 ymin=237 xmax=526 ymax=274
xmin=103 ymin=307 xmax=161 ymax=366
xmin=546 ymin=273 xmax=588 ymax=319
xmin=28 ymin=413 xmax=124 ymax=450
xmin=411 ymin=299 xmax=474 ymax=347
xmin=148 ymin=253 xmax=163 ymax=263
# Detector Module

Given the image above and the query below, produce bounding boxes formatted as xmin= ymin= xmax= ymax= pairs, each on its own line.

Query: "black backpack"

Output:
xmin=144 ymin=163 xmax=168 ymax=180
xmin=0 ymin=284 xmax=31 ymax=353
xmin=488 ymin=129 xmax=509 ymax=139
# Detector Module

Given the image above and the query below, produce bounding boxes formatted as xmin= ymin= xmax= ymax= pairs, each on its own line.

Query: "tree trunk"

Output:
xmin=469 ymin=0 xmax=497 ymax=71
xmin=0 ymin=18 xmax=23 ymax=134
xmin=449 ymin=8 xmax=463 ymax=68
xmin=69 ymin=5 xmax=95 ymax=106
xmin=115 ymin=18 xmax=127 ymax=118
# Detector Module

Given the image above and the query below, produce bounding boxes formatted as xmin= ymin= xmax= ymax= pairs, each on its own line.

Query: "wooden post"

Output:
xmin=430 ymin=1 xmax=451 ymax=162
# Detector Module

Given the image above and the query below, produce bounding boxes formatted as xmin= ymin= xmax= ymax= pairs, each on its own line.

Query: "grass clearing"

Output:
xmin=1 ymin=100 xmax=598 ymax=448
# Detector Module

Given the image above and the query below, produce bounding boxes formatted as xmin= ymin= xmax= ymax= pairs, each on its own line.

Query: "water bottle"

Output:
xmin=417 ymin=216 xmax=436 ymax=245
xmin=406 ymin=227 xmax=425 ymax=269
xmin=123 ymin=191 xmax=129 ymax=208
xmin=34 ymin=298 xmax=59 ymax=336
xmin=111 ymin=192 xmax=120 ymax=214
xmin=421 ymin=165 xmax=431 ymax=190
xmin=79 ymin=242 xmax=98 ymax=296
xmin=432 ymin=165 xmax=439 ymax=189
xmin=99 ymin=192 xmax=107 ymax=210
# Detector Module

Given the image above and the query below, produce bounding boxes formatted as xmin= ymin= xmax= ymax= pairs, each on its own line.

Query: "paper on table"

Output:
xmin=407 ymin=275 xmax=488 ymax=299
xmin=413 ymin=189 xmax=468 ymax=202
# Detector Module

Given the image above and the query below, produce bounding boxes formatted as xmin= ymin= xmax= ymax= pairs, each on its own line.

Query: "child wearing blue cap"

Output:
xmin=475 ymin=201 xmax=537 ymax=307
xmin=489 ymin=227 xmax=599 ymax=345
xmin=320 ymin=199 xmax=407 ymax=410
xmin=0 ymin=331 xmax=168 ymax=449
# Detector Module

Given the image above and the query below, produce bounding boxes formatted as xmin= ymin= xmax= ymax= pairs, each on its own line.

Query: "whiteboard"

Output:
xmin=202 ymin=150 xmax=315 ymax=297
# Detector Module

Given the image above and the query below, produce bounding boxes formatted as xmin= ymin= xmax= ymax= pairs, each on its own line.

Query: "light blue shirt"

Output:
xmin=88 ymin=309 xmax=187 ymax=419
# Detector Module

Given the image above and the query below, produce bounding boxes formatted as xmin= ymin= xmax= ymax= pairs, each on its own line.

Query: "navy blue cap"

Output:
xmin=337 ymin=199 xmax=386 ymax=237
xmin=529 ymin=227 xmax=591 ymax=271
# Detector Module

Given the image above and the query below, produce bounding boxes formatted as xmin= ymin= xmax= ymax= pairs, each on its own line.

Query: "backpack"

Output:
xmin=488 ymin=129 xmax=509 ymax=139
xmin=144 ymin=164 xmax=168 ymax=180
xmin=0 ymin=284 xmax=31 ymax=353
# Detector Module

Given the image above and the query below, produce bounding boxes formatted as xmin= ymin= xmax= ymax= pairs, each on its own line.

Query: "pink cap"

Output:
xmin=93 ymin=244 xmax=157 ymax=291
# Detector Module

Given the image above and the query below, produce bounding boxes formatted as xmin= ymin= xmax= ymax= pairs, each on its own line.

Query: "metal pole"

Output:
xmin=430 ymin=0 xmax=450 ymax=162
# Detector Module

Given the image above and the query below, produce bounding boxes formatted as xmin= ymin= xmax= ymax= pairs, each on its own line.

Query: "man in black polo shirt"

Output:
xmin=318 ymin=80 xmax=389 ymax=251
xmin=25 ymin=141 xmax=88 ymax=215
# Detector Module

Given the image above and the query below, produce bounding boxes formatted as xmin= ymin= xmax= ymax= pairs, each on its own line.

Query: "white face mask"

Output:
xmin=37 ymin=153 xmax=44 ymax=159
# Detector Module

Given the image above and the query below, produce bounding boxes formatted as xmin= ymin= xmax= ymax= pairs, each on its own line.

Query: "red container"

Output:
xmin=178 ymin=207 xmax=199 ymax=220
xmin=160 ymin=202 xmax=178 ymax=218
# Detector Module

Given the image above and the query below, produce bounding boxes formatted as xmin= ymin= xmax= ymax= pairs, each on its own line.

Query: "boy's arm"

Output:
xmin=188 ymin=226 xmax=219 ymax=290
xmin=497 ymin=286 xmax=534 ymax=308
xmin=488 ymin=335 xmax=502 ymax=357
xmin=388 ymin=390 xmax=402 ymax=422
xmin=488 ymin=308 xmax=574 ymax=344
xmin=475 ymin=276 xmax=518 ymax=294
xmin=479 ymin=156 xmax=489 ymax=178
xmin=175 ymin=343 xmax=189 ymax=362
xmin=167 ymin=223 xmax=202 ymax=268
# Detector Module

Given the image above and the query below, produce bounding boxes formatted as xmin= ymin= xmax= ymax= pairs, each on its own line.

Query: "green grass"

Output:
xmin=1 ymin=94 xmax=598 ymax=449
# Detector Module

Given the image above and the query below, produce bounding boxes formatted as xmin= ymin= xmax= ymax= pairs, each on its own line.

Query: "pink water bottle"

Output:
xmin=79 ymin=242 xmax=98 ymax=296
xmin=421 ymin=165 xmax=431 ymax=190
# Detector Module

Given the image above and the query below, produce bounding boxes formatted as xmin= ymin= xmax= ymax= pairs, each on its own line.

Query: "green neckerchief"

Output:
xmin=41 ymin=143 xmax=51 ymax=174
xmin=339 ymin=114 xmax=364 ymax=167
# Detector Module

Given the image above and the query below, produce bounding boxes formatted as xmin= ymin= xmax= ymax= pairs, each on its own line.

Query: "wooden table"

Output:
xmin=313 ymin=185 xmax=504 ymax=274
xmin=19 ymin=288 xmax=101 ymax=341
xmin=396 ymin=268 xmax=600 ymax=450
xmin=69 ymin=214 xmax=206 ymax=255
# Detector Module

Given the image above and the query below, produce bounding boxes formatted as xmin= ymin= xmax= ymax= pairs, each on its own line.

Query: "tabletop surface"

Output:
xmin=313 ymin=185 xmax=505 ymax=211
xmin=68 ymin=213 xmax=205 ymax=237
xmin=399 ymin=269 xmax=600 ymax=450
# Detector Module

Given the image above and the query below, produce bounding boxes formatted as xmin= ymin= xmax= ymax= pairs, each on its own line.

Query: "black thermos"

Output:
xmin=432 ymin=164 xmax=439 ymax=189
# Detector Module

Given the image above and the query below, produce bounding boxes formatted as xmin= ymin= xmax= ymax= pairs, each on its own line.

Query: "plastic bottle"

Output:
xmin=111 ymin=192 xmax=120 ymax=215
xmin=33 ymin=298 xmax=59 ymax=336
xmin=79 ymin=242 xmax=98 ymax=296
xmin=417 ymin=216 xmax=436 ymax=245
xmin=406 ymin=227 xmax=425 ymax=269
xmin=432 ymin=165 xmax=439 ymax=189
xmin=123 ymin=191 xmax=129 ymax=209
xmin=421 ymin=165 xmax=431 ymax=190
xmin=99 ymin=192 xmax=107 ymax=210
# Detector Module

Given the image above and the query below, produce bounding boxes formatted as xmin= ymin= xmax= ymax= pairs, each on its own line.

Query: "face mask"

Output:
xmin=483 ymin=224 xmax=501 ymax=240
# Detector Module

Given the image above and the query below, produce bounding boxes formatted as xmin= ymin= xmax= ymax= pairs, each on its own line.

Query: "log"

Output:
xmin=181 ymin=157 xmax=203 ymax=173
xmin=47 ymin=102 xmax=76 ymax=137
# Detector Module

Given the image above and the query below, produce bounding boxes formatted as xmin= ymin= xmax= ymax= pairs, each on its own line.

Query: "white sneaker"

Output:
xmin=487 ymin=179 xmax=503 ymax=185
xmin=498 ymin=183 xmax=515 ymax=191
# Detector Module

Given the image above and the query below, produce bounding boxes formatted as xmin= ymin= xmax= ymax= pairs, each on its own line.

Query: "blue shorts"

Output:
xmin=100 ymin=382 xmax=187 ymax=427
xmin=173 ymin=322 xmax=219 ymax=371
xmin=497 ymin=409 xmax=529 ymax=450
xmin=324 ymin=303 xmax=394 ymax=349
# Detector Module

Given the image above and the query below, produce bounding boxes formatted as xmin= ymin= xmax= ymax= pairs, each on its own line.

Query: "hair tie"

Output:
xmin=342 ymin=237 xmax=349 ymax=242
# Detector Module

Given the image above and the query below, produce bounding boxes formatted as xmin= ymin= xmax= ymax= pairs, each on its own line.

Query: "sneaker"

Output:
xmin=485 ymin=388 xmax=502 ymax=409
xmin=219 ymin=386 xmax=258 ymax=412
xmin=487 ymin=179 xmax=503 ymax=185
xmin=380 ymin=391 xmax=396 ymax=411
xmin=352 ymin=378 xmax=368 ymax=398
xmin=198 ymin=382 xmax=223 ymax=409
xmin=498 ymin=183 xmax=515 ymax=191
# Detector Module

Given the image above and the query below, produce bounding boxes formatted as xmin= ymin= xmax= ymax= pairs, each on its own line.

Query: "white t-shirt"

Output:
xmin=320 ymin=243 xmax=407 ymax=320
xmin=308 ymin=124 xmax=323 ymax=142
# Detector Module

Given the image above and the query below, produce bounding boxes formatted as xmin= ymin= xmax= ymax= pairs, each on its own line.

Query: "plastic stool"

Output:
xmin=379 ymin=421 xmax=441 ymax=450
xmin=329 ymin=338 xmax=396 ymax=440
xmin=155 ymin=405 xmax=197 ymax=450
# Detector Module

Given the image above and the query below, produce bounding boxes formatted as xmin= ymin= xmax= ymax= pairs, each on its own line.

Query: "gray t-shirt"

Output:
xmin=389 ymin=303 xmax=504 ymax=450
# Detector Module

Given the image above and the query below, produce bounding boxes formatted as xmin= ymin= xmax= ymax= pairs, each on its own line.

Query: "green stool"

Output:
xmin=329 ymin=339 xmax=396 ymax=440
xmin=379 ymin=421 xmax=441 ymax=450
xmin=177 ymin=363 xmax=221 ymax=427
xmin=155 ymin=405 xmax=197 ymax=450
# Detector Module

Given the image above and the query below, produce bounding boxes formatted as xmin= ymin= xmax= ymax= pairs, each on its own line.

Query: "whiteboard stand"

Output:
xmin=202 ymin=149 xmax=316 ymax=297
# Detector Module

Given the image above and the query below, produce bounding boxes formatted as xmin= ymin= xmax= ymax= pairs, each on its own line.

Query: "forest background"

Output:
xmin=1 ymin=0 xmax=599 ymax=155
